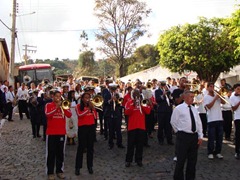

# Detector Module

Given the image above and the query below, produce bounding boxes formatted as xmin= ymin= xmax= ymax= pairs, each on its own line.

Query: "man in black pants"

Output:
xmin=171 ymin=90 xmax=203 ymax=180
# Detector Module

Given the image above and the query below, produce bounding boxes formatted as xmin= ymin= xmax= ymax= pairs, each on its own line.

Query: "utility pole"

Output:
xmin=22 ymin=45 xmax=37 ymax=65
xmin=9 ymin=0 xmax=17 ymax=83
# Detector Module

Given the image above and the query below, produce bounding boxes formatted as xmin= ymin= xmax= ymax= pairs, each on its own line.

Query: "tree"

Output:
xmin=94 ymin=0 xmax=151 ymax=77
xmin=157 ymin=17 xmax=240 ymax=82
xmin=127 ymin=44 xmax=159 ymax=74
xmin=77 ymin=51 xmax=96 ymax=76
xmin=225 ymin=6 xmax=240 ymax=58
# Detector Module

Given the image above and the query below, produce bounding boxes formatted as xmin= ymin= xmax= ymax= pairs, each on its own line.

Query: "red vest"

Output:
xmin=45 ymin=102 xmax=72 ymax=135
xmin=75 ymin=104 xmax=97 ymax=127
xmin=125 ymin=99 xmax=151 ymax=131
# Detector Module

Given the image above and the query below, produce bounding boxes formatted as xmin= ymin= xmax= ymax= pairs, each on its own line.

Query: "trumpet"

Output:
xmin=141 ymin=99 xmax=150 ymax=106
xmin=61 ymin=96 xmax=71 ymax=110
xmin=117 ymin=97 xmax=124 ymax=104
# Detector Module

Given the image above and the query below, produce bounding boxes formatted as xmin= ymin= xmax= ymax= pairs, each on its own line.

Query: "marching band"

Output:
xmin=0 ymin=76 xmax=240 ymax=180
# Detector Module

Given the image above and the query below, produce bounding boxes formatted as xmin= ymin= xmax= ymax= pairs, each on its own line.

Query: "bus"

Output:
xmin=16 ymin=64 xmax=54 ymax=86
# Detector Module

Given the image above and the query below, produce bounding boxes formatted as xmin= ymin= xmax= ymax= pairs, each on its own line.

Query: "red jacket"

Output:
xmin=45 ymin=102 xmax=72 ymax=135
xmin=124 ymin=99 xmax=151 ymax=131
xmin=75 ymin=104 xmax=97 ymax=127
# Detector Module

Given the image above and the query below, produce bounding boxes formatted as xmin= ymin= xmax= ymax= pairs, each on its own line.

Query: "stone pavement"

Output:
xmin=0 ymin=114 xmax=240 ymax=180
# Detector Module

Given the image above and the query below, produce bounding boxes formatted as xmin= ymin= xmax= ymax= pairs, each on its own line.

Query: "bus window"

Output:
xmin=36 ymin=69 xmax=53 ymax=82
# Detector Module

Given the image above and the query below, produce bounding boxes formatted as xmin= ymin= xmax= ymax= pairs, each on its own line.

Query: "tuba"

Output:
xmin=23 ymin=75 xmax=32 ymax=84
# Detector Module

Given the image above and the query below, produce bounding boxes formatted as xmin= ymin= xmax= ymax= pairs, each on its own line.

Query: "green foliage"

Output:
xmin=224 ymin=6 xmax=240 ymax=58
xmin=127 ymin=44 xmax=159 ymax=74
xmin=34 ymin=59 xmax=77 ymax=75
xmin=78 ymin=51 xmax=95 ymax=68
xmin=94 ymin=0 xmax=151 ymax=77
xmin=157 ymin=17 xmax=240 ymax=82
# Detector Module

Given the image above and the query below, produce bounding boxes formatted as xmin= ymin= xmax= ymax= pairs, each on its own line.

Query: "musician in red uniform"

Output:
xmin=75 ymin=92 xmax=97 ymax=175
xmin=124 ymin=89 xmax=151 ymax=167
xmin=45 ymin=91 xmax=72 ymax=180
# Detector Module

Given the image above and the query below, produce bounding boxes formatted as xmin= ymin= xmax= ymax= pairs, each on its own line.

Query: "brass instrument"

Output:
xmin=146 ymin=82 xmax=153 ymax=90
xmin=213 ymin=86 xmax=230 ymax=104
xmin=141 ymin=99 xmax=150 ymax=106
xmin=61 ymin=96 xmax=71 ymax=110
xmin=117 ymin=97 xmax=124 ymax=105
xmin=91 ymin=95 xmax=103 ymax=107
xmin=23 ymin=75 xmax=32 ymax=84
xmin=91 ymin=95 xmax=103 ymax=111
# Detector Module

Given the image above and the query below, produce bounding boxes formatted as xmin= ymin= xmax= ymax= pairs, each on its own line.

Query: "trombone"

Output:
xmin=213 ymin=86 xmax=230 ymax=104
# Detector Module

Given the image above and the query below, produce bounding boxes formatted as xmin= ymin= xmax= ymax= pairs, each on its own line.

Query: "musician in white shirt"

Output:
xmin=203 ymin=82 xmax=225 ymax=160
xmin=171 ymin=90 xmax=203 ymax=180
xmin=16 ymin=83 xmax=30 ymax=120
xmin=229 ymin=83 xmax=240 ymax=159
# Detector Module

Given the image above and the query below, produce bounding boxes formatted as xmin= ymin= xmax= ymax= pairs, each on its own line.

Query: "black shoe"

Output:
xmin=33 ymin=135 xmax=36 ymax=138
xmin=137 ymin=162 xmax=143 ymax=167
xmin=144 ymin=144 xmax=150 ymax=148
xmin=109 ymin=145 xmax=114 ymax=150
xmin=118 ymin=144 xmax=125 ymax=149
xmin=88 ymin=167 xmax=93 ymax=174
xmin=159 ymin=141 xmax=164 ymax=145
xmin=125 ymin=162 xmax=131 ymax=167
xmin=37 ymin=135 xmax=41 ymax=138
xmin=167 ymin=141 xmax=174 ymax=145
xmin=75 ymin=169 xmax=80 ymax=176
xmin=104 ymin=137 xmax=108 ymax=141
xmin=8 ymin=119 xmax=14 ymax=122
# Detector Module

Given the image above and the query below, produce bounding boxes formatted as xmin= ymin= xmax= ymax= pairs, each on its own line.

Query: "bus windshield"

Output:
xmin=36 ymin=69 xmax=53 ymax=82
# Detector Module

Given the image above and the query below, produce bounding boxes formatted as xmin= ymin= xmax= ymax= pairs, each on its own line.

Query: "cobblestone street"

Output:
xmin=1 ymin=114 xmax=240 ymax=180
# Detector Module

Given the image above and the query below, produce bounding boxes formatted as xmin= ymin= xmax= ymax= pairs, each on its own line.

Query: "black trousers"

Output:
xmin=126 ymin=129 xmax=145 ymax=163
xmin=18 ymin=100 xmax=30 ymax=119
xmin=157 ymin=112 xmax=172 ymax=143
xmin=199 ymin=113 xmax=207 ymax=136
xmin=174 ymin=132 xmax=198 ymax=180
xmin=98 ymin=110 xmax=104 ymax=133
xmin=2 ymin=102 xmax=13 ymax=120
xmin=75 ymin=125 xmax=95 ymax=169
xmin=104 ymin=116 xmax=110 ymax=139
xmin=222 ymin=110 xmax=233 ymax=139
xmin=108 ymin=117 xmax=122 ymax=147
xmin=46 ymin=135 xmax=66 ymax=175
xmin=235 ymin=120 xmax=240 ymax=154
xmin=31 ymin=120 xmax=40 ymax=137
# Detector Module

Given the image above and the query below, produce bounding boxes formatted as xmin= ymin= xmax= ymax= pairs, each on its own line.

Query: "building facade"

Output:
xmin=0 ymin=38 xmax=10 ymax=82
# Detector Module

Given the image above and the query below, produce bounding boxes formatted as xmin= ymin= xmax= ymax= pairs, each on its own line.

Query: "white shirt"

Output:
xmin=1 ymin=84 xmax=8 ymax=92
xmin=169 ymin=85 xmax=178 ymax=93
xmin=194 ymin=93 xmax=206 ymax=114
xmin=221 ymin=96 xmax=232 ymax=111
xmin=203 ymin=94 xmax=223 ymax=122
xmin=229 ymin=94 xmax=240 ymax=120
xmin=5 ymin=91 xmax=15 ymax=103
xmin=17 ymin=87 xmax=29 ymax=100
xmin=171 ymin=102 xmax=203 ymax=139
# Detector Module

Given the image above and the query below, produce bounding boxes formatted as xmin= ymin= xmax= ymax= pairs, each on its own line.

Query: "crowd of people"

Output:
xmin=0 ymin=75 xmax=240 ymax=180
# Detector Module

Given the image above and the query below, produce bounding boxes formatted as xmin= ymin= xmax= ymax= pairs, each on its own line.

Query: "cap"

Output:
xmin=84 ymin=85 xmax=95 ymax=92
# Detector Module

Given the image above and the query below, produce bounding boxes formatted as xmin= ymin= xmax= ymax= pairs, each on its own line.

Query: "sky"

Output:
xmin=0 ymin=0 xmax=239 ymax=63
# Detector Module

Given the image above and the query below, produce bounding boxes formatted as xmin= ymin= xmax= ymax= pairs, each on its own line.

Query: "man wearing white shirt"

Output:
xmin=2 ymin=86 xmax=15 ymax=121
xmin=171 ymin=90 xmax=203 ymax=180
xmin=16 ymin=83 xmax=30 ymax=120
xmin=229 ymin=83 xmax=240 ymax=159
xmin=203 ymin=82 xmax=225 ymax=160
xmin=221 ymin=90 xmax=233 ymax=141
